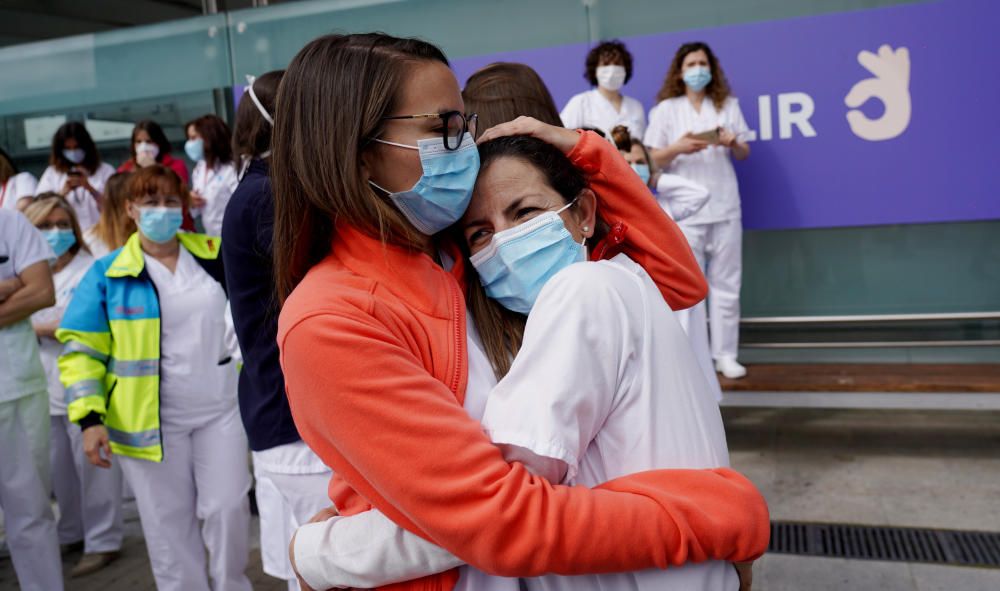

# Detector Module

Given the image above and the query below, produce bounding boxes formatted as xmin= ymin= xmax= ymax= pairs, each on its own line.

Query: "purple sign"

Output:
xmin=453 ymin=0 xmax=999 ymax=230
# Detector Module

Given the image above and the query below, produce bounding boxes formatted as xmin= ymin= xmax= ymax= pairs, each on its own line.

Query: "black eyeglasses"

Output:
xmin=382 ymin=111 xmax=478 ymax=151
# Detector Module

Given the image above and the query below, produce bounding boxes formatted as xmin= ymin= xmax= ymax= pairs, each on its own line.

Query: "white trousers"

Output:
xmin=120 ymin=404 xmax=252 ymax=591
xmin=50 ymin=414 xmax=124 ymax=552
xmin=0 ymin=391 xmax=64 ymax=591
xmin=252 ymin=456 xmax=332 ymax=591
xmin=679 ymin=219 xmax=743 ymax=361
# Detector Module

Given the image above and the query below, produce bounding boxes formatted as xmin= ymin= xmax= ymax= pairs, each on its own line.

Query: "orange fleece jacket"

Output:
xmin=278 ymin=132 xmax=767 ymax=590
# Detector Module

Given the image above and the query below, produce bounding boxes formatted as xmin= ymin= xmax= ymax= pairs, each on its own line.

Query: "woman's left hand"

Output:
xmin=719 ymin=128 xmax=738 ymax=148
xmin=476 ymin=116 xmax=580 ymax=154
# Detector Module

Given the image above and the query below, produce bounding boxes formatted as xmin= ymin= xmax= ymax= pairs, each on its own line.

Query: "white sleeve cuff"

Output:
xmin=293 ymin=510 xmax=465 ymax=590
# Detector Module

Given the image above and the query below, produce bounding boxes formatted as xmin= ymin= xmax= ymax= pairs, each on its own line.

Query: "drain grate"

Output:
xmin=768 ymin=521 xmax=1000 ymax=568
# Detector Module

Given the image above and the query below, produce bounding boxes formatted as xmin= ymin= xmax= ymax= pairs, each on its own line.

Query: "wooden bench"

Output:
xmin=719 ymin=364 xmax=1000 ymax=410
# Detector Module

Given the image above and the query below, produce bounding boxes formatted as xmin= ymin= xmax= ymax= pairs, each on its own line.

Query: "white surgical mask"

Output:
xmin=136 ymin=141 xmax=160 ymax=160
xmin=596 ymin=65 xmax=627 ymax=92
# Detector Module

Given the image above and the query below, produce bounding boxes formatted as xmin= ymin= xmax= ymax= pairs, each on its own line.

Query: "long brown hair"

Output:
xmin=23 ymin=194 xmax=90 ymax=258
xmin=50 ymin=121 xmax=101 ymax=174
xmin=462 ymin=62 xmax=562 ymax=133
xmin=185 ymin=114 xmax=233 ymax=169
xmin=92 ymin=172 xmax=136 ymax=252
xmin=464 ymin=136 xmax=596 ymax=380
xmin=129 ymin=120 xmax=172 ymax=164
xmin=233 ymin=70 xmax=284 ymax=162
xmin=271 ymin=33 xmax=449 ymax=303
xmin=655 ymin=41 xmax=732 ymax=110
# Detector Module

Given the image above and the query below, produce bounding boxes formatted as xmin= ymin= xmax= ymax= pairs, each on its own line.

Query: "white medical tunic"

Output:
xmin=644 ymin=96 xmax=748 ymax=226
xmin=480 ymin=254 xmax=737 ymax=591
xmin=191 ymin=161 xmax=239 ymax=238
xmin=32 ymin=251 xmax=94 ymax=413
xmin=0 ymin=210 xmax=54 ymax=401
xmin=36 ymin=163 xmax=115 ymax=231
xmin=561 ymin=89 xmax=647 ymax=139
xmin=144 ymin=246 xmax=238 ymax=427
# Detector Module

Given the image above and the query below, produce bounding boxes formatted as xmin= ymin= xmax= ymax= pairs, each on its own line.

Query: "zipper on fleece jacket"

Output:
xmin=446 ymin=273 xmax=464 ymax=399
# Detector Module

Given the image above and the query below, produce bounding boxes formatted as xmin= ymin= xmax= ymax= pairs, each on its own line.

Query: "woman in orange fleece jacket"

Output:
xmin=272 ymin=33 xmax=768 ymax=591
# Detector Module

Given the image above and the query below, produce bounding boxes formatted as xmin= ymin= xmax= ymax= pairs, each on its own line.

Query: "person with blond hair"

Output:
xmin=26 ymin=195 xmax=124 ymax=577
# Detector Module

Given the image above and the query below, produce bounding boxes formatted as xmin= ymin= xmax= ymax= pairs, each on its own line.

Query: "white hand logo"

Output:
xmin=844 ymin=45 xmax=911 ymax=141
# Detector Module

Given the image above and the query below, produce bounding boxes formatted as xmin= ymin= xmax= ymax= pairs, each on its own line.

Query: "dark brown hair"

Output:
xmin=656 ymin=41 xmax=732 ymax=110
xmin=585 ymin=39 xmax=633 ymax=86
xmin=93 ymin=172 xmax=137 ymax=251
xmin=129 ymin=120 xmax=172 ymax=164
xmin=128 ymin=165 xmax=190 ymax=208
xmin=464 ymin=135 xmax=596 ymax=379
xmin=462 ymin=62 xmax=562 ymax=133
xmin=50 ymin=121 xmax=101 ymax=174
xmin=233 ymin=70 xmax=284 ymax=162
xmin=611 ymin=125 xmax=654 ymax=165
xmin=185 ymin=114 xmax=233 ymax=169
xmin=272 ymin=33 xmax=449 ymax=302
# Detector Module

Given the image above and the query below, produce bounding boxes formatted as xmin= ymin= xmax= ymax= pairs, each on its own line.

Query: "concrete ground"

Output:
xmin=725 ymin=407 xmax=1000 ymax=590
xmin=2 ymin=408 xmax=998 ymax=590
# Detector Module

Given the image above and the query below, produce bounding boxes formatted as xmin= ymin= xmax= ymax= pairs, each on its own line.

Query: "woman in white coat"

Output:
xmin=610 ymin=125 xmax=722 ymax=402
xmin=35 ymin=122 xmax=115 ymax=231
xmin=185 ymin=115 xmax=238 ymax=237
xmin=644 ymin=41 xmax=751 ymax=379
xmin=560 ymin=40 xmax=646 ymax=139
xmin=26 ymin=195 xmax=124 ymax=578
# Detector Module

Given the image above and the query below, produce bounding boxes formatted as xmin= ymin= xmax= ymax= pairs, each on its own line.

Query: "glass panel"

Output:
xmin=0 ymin=14 xmax=230 ymax=117
xmin=742 ymin=221 xmax=1000 ymax=317
xmin=591 ymin=0 xmax=926 ymax=39
xmin=1 ymin=91 xmax=218 ymax=178
xmin=227 ymin=0 xmax=589 ymax=78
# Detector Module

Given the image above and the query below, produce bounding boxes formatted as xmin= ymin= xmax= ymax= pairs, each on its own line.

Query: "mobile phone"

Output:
xmin=691 ymin=127 xmax=721 ymax=143
xmin=67 ymin=169 xmax=83 ymax=177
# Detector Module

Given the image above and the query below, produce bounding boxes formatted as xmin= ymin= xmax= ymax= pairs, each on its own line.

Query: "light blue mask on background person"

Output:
xmin=63 ymin=149 xmax=85 ymax=164
xmin=137 ymin=206 xmax=184 ymax=243
xmin=631 ymin=163 xmax=651 ymax=185
xmin=470 ymin=201 xmax=586 ymax=315
xmin=184 ymin=138 xmax=205 ymax=162
xmin=683 ymin=66 xmax=712 ymax=91
xmin=43 ymin=229 xmax=76 ymax=257
xmin=369 ymin=133 xmax=479 ymax=235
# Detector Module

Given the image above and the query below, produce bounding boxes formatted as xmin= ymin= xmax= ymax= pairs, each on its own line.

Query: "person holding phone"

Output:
xmin=644 ymin=41 xmax=751 ymax=380
xmin=36 ymin=122 xmax=115 ymax=232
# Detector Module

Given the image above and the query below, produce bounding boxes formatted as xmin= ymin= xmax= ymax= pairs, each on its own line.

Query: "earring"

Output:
xmin=582 ymin=225 xmax=590 ymax=233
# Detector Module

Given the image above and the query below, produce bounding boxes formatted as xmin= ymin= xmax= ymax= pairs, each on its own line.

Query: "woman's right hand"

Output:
xmin=83 ymin=424 xmax=113 ymax=468
xmin=476 ymin=116 xmax=581 ymax=154
xmin=671 ymin=132 xmax=710 ymax=155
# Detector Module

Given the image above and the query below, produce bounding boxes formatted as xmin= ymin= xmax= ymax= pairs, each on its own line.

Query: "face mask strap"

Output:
xmin=372 ymin=138 xmax=419 ymax=151
xmin=244 ymin=75 xmax=275 ymax=126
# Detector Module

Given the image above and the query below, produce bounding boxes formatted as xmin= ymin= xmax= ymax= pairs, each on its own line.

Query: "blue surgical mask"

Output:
xmin=470 ymin=201 xmax=586 ymax=315
xmin=137 ymin=206 xmax=183 ymax=243
xmin=631 ymin=163 xmax=651 ymax=184
xmin=369 ymin=133 xmax=479 ymax=235
xmin=184 ymin=138 xmax=204 ymax=162
xmin=63 ymin=149 xmax=85 ymax=164
xmin=683 ymin=66 xmax=712 ymax=91
xmin=43 ymin=229 xmax=76 ymax=257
